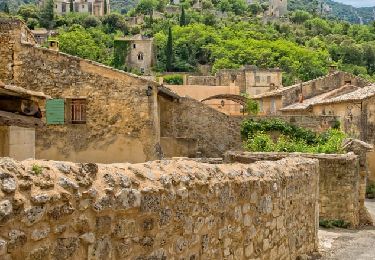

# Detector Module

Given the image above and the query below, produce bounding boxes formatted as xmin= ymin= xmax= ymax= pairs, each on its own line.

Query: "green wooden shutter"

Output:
xmin=46 ymin=99 xmax=65 ymax=125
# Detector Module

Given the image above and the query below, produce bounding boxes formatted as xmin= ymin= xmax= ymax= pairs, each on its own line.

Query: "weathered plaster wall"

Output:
xmin=160 ymin=137 xmax=198 ymax=158
xmin=159 ymin=96 xmax=243 ymax=158
xmin=0 ymin=126 xmax=35 ymax=161
xmin=0 ymin=157 xmax=319 ymax=259
xmin=0 ymin=19 xmax=160 ymax=163
xmin=224 ymin=152 xmax=363 ymax=227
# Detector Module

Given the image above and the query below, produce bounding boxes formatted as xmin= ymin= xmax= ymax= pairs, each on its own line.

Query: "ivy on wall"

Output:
xmin=113 ymin=39 xmax=130 ymax=70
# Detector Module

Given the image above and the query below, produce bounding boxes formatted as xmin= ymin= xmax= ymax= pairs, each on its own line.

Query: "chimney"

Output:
xmin=329 ymin=64 xmax=338 ymax=74
xmin=48 ymin=40 xmax=59 ymax=52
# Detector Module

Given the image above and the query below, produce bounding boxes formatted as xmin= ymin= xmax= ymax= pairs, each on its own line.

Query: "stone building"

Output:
xmin=268 ymin=0 xmax=288 ymax=18
xmin=44 ymin=0 xmax=110 ymax=17
xmin=0 ymin=81 xmax=49 ymax=160
xmin=253 ymin=71 xmax=369 ymax=115
xmin=118 ymin=34 xmax=155 ymax=75
xmin=187 ymin=66 xmax=283 ymax=96
xmin=30 ymin=28 xmax=49 ymax=45
xmin=0 ymin=18 xmax=242 ymax=163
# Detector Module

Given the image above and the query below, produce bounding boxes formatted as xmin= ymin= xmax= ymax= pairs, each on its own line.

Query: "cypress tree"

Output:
xmin=2 ymin=2 xmax=10 ymax=14
xmin=166 ymin=27 xmax=173 ymax=72
xmin=70 ymin=0 xmax=74 ymax=12
xmin=104 ymin=0 xmax=108 ymax=15
xmin=40 ymin=0 xmax=54 ymax=29
xmin=180 ymin=6 xmax=186 ymax=26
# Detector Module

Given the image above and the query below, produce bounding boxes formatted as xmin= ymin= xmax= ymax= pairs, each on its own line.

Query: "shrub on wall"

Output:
xmin=113 ymin=39 xmax=130 ymax=70
xmin=242 ymin=119 xmax=347 ymax=154
xmin=163 ymin=74 xmax=184 ymax=85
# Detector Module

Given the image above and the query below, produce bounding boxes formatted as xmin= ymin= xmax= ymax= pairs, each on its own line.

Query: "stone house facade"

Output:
xmin=0 ymin=18 xmax=243 ymax=163
xmin=186 ymin=66 xmax=283 ymax=96
xmin=44 ymin=0 xmax=110 ymax=17
xmin=119 ymin=34 xmax=155 ymax=75
xmin=268 ymin=0 xmax=288 ymax=18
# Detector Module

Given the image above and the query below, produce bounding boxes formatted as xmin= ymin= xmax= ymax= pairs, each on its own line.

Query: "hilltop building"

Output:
xmin=186 ymin=66 xmax=283 ymax=96
xmin=116 ymin=34 xmax=155 ymax=75
xmin=268 ymin=0 xmax=288 ymax=17
xmin=43 ymin=0 xmax=110 ymax=17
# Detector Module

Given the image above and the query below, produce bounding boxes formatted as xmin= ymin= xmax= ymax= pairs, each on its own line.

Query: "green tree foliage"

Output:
xmin=242 ymin=119 xmax=347 ymax=154
xmin=113 ymin=39 xmax=129 ymax=69
xmin=57 ymin=25 xmax=113 ymax=65
xmin=166 ymin=27 xmax=173 ymax=72
xmin=104 ymin=0 xmax=108 ymax=15
xmin=17 ymin=4 xmax=39 ymax=20
xmin=290 ymin=10 xmax=311 ymax=24
xmin=179 ymin=6 xmax=186 ymax=26
xmin=40 ymin=0 xmax=54 ymax=28
xmin=70 ymin=0 xmax=74 ymax=12
xmin=83 ymin=15 xmax=101 ymax=28
xmin=163 ymin=74 xmax=183 ymax=85
xmin=27 ymin=17 xmax=39 ymax=29
xmin=0 ymin=1 xmax=10 ymax=14
xmin=101 ymin=13 xmax=128 ymax=34
xmin=136 ymin=0 xmax=157 ymax=15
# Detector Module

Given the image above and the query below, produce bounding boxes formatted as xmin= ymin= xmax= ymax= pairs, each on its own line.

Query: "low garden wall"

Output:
xmin=0 ymin=157 xmax=319 ymax=259
xmin=224 ymin=152 xmax=364 ymax=228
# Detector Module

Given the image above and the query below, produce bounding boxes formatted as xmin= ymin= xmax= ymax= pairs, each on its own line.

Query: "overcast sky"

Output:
xmin=333 ymin=0 xmax=375 ymax=7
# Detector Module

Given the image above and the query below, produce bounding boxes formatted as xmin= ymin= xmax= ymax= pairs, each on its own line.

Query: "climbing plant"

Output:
xmin=113 ymin=39 xmax=130 ymax=70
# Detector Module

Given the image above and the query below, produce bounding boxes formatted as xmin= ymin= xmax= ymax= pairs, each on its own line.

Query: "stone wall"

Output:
xmin=0 ymin=157 xmax=319 ymax=259
xmin=186 ymin=76 xmax=217 ymax=86
xmin=0 ymin=18 xmax=161 ymax=163
xmin=224 ymin=152 xmax=363 ymax=227
xmin=159 ymin=96 xmax=243 ymax=158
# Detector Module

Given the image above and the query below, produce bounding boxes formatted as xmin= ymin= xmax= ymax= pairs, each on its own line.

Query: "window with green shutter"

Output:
xmin=46 ymin=99 xmax=65 ymax=125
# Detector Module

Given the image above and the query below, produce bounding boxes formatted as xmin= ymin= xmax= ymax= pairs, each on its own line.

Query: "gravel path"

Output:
xmin=319 ymin=200 xmax=375 ymax=260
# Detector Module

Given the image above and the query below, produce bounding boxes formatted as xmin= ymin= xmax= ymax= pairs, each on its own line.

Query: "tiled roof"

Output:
xmin=316 ymin=84 xmax=375 ymax=105
xmin=281 ymin=84 xmax=375 ymax=111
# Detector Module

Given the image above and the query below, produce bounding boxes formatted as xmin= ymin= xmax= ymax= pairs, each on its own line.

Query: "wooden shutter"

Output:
xmin=46 ymin=99 xmax=65 ymax=125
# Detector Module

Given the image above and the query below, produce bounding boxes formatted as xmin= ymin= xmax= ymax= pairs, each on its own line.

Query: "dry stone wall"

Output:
xmin=224 ymin=152 xmax=363 ymax=227
xmin=0 ymin=157 xmax=319 ymax=259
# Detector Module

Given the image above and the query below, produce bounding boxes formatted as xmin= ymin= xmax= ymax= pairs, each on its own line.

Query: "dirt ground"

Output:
xmin=319 ymin=199 xmax=375 ymax=260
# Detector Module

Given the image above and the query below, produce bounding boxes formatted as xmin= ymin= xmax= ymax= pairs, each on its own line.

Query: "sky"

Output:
xmin=332 ymin=0 xmax=375 ymax=7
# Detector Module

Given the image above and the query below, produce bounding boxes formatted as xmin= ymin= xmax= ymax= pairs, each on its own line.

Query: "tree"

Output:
xmin=1 ymin=2 xmax=9 ymax=14
xmin=104 ymin=0 xmax=108 ymax=15
xmin=27 ymin=18 xmax=39 ymax=29
xmin=40 ymin=0 xmax=55 ymax=29
xmin=83 ymin=15 xmax=101 ymax=28
xmin=166 ymin=27 xmax=173 ymax=72
xmin=102 ymin=13 xmax=128 ymax=33
xmin=136 ymin=0 xmax=157 ymax=15
xmin=70 ymin=0 xmax=74 ymax=12
xmin=17 ymin=4 xmax=40 ymax=20
xmin=179 ymin=6 xmax=186 ymax=26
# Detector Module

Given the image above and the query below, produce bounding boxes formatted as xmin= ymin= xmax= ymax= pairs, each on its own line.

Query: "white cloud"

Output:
xmin=333 ymin=0 xmax=375 ymax=7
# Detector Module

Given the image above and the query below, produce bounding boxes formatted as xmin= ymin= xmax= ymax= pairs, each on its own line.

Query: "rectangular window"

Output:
xmin=133 ymin=44 xmax=136 ymax=49
xmin=70 ymin=99 xmax=87 ymax=124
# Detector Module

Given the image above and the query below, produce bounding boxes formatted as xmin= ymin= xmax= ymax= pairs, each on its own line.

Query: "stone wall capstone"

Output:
xmin=0 ymin=157 xmax=319 ymax=259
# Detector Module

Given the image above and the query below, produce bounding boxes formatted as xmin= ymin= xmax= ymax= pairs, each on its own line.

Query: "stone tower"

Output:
xmin=268 ymin=0 xmax=288 ymax=18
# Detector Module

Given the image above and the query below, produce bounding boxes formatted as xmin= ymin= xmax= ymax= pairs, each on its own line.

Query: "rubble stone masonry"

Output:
xmin=225 ymin=152 xmax=363 ymax=227
xmin=0 ymin=157 xmax=319 ymax=259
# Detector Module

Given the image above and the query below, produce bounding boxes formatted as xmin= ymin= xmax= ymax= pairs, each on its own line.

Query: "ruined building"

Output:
xmin=40 ymin=0 xmax=110 ymax=17
xmin=267 ymin=0 xmax=288 ymax=18
xmin=186 ymin=66 xmax=283 ymax=96
xmin=116 ymin=34 xmax=155 ymax=75
xmin=0 ymin=18 xmax=242 ymax=163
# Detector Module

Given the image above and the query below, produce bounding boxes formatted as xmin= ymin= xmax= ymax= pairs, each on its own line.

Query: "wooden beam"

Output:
xmin=0 ymin=110 xmax=44 ymax=128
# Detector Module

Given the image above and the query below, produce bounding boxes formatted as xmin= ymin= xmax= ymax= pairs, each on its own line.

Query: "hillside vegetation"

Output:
xmin=1 ymin=0 xmax=374 ymax=85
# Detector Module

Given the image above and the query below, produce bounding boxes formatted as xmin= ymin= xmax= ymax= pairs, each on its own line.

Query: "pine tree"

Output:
xmin=70 ymin=0 xmax=74 ymax=12
xmin=104 ymin=0 xmax=108 ymax=15
xmin=166 ymin=27 xmax=173 ymax=72
xmin=180 ymin=6 xmax=186 ymax=26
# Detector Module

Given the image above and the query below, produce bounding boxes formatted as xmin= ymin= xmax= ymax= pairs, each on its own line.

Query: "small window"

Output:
xmin=140 ymin=68 xmax=145 ymax=74
xmin=345 ymin=80 xmax=352 ymax=85
xmin=138 ymin=52 xmax=144 ymax=61
xmin=71 ymin=99 xmax=87 ymax=124
xmin=133 ymin=44 xmax=136 ymax=49
xmin=82 ymin=5 xmax=85 ymax=8
xmin=255 ymin=76 xmax=261 ymax=83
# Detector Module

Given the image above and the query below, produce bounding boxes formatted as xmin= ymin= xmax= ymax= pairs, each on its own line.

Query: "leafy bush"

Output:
xmin=242 ymin=119 xmax=347 ymax=154
xmin=366 ymin=183 xmax=375 ymax=199
xmin=163 ymin=74 xmax=184 ymax=85
xmin=319 ymin=219 xmax=350 ymax=229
